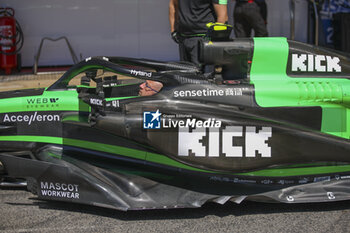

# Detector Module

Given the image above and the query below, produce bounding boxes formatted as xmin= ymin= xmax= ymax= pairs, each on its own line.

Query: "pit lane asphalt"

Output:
xmin=1 ymin=188 xmax=350 ymax=233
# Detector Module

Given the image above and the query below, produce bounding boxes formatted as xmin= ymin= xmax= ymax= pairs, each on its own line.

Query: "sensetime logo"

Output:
xmin=143 ymin=110 xmax=222 ymax=129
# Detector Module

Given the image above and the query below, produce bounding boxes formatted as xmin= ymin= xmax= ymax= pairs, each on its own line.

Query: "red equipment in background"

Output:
xmin=0 ymin=8 xmax=23 ymax=75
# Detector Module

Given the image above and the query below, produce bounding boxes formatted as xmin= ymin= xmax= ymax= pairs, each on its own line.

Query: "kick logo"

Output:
xmin=143 ymin=110 xmax=161 ymax=129
xmin=178 ymin=126 xmax=272 ymax=158
xmin=291 ymin=54 xmax=341 ymax=73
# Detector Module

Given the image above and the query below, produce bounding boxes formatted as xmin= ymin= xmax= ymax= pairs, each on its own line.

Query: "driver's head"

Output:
xmin=139 ymin=80 xmax=163 ymax=96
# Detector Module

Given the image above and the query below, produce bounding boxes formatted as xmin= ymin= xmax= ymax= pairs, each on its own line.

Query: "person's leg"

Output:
xmin=188 ymin=37 xmax=202 ymax=65
xmin=179 ymin=40 xmax=190 ymax=62
xmin=234 ymin=3 xmax=251 ymax=37
xmin=246 ymin=2 xmax=268 ymax=37
xmin=256 ymin=1 xmax=267 ymax=23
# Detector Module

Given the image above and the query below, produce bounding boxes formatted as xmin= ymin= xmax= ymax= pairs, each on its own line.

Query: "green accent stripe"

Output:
xmin=64 ymin=138 xmax=146 ymax=160
xmin=218 ymin=0 xmax=227 ymax=4
xmin=105 ymin=96 xmax=139 ymax=101
xmin=239 ymin=165 xmax=350 ymax=177
xmin=145 ymin=152 xmax=208 ymax=172
xmin=64 ymin=65 xmax=136 ymax=83
xmin=0 ymin=135 xmax=208 ymax=172
xmin=1 ymin=135 xmax=350 ymax=176
xmin=0 ymin=136 xmax=63 ymax=144
xmin=180 ymin=33 xmax=206 ymax=37
xmin=63 ymin=138 xmax=209 ymax=172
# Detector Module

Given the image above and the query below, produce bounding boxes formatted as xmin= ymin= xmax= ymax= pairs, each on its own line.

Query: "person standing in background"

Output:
xmin=169 ymin=0 xmax=228 ymax=64
xmin=233 ymin=0 xmax=268 ymax=38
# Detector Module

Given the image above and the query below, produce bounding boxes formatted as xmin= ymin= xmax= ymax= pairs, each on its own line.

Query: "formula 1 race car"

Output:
xmin=1 ymin=37 xmax=350 ymax=210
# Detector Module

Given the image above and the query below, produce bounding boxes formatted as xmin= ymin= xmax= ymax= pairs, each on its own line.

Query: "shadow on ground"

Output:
xmin=5 ymin=194 xmax=346 ymax=221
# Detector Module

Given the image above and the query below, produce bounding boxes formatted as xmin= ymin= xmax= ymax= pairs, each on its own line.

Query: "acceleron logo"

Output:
xmin=143 ymin=110 xmax=161 ymax=129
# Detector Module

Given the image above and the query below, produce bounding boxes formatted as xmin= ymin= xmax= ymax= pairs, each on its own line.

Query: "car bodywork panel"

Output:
xmin=1 ymin=37 xmax=350 ymax=210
